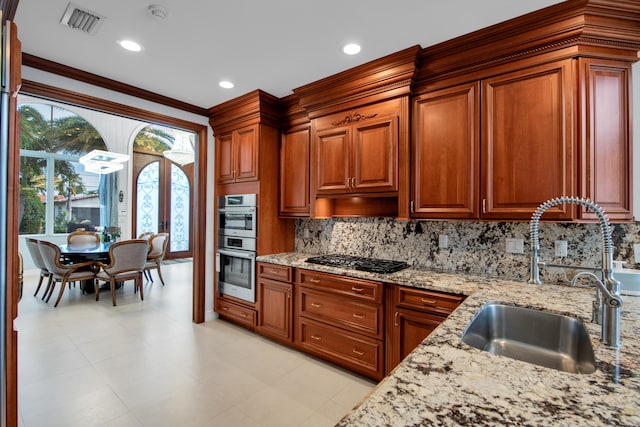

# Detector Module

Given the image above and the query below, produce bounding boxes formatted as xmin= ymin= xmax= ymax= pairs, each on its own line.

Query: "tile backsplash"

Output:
xmin=295 ymin=218 xmax=640 ymax=283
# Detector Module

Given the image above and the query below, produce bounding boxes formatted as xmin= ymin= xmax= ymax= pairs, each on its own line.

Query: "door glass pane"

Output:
xmin=136 ymin=162 xmax=159 ymax=234
xmin=170 ymin=164 xmax=190 ymax=252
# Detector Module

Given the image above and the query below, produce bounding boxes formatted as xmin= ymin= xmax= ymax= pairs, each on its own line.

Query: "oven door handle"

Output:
xmin=217 ymin=248 xmax=256 ymax=260
xmin=218 ymin=207 xmax=256 ymax=214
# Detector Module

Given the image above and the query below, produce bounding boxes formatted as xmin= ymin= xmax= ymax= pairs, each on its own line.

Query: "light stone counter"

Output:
xmin=256 ymin=252 xmax=640 ymax=426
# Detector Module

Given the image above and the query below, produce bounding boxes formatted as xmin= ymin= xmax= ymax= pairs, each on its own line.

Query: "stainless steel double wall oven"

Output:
xmin=216 ymin=194 xmax=257 ymax=303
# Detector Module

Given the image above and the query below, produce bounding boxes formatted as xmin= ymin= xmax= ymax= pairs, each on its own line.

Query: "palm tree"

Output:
xmin=133 ymin=125 xmax=174 ymax=152
xmin=18 ymin=104 xmax=107 ymax=234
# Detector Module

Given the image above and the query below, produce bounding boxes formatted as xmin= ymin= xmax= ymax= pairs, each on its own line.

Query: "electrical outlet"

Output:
xmin=634 ymin=243 xmax=640 ymax=262
xmin=555 ymin=240 xmax=568 ymax=257
xmin=438 ymin=234 xmax=448 ymax=249
xmin=506 ymin=238 xmax=524 ymax=254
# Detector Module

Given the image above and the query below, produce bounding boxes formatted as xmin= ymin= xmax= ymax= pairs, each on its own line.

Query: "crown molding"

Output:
xmin=22 ymin=53 xmax=209 ymax=116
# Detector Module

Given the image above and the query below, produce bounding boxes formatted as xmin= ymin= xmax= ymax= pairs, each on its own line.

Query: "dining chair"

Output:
xmin=95 ymin=239 xmax=149 ymax=306
xmin=67 ymin=231 xmax=100 ymax=245
xmin=25 ymin=238 xmax=53 ymax=299
xmin=138 ymin=231 xmax=154 ymax=240
xmin=143 ymin=232 xmax=169 ymax=285
xmin=37 ymin=240 xmax=97 ymax=307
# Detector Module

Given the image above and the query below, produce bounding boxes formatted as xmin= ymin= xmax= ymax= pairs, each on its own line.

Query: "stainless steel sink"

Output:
xmin=461 ymin=303 xmax=596 ymax=374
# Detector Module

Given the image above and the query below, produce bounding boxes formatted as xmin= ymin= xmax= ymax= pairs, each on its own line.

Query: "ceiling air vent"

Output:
xmin=59 ymin=2 xmax=105 ymax=35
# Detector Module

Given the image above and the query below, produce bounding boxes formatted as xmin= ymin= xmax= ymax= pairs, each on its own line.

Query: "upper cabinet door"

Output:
xmin=280 ymin=127 xmax=311 ymax=216
xmin=215 ymin=124 xmax=259 ymax=184
xmin=235 ymin=124 xmax=259 ymax=182
xmin=315 ymin=126 xmax=351 ymax=194
xmin=412 ymin=82 xmax=480 ymax=219
xmin=352 ymin=116 xmax=398 ymax=193
xmin=578 ymin=58 xmax=632 ymax=222
xmin=481 ymin=60 xmax=575 ymax=220
xmin=215 ymin=133 xmax=235 ymax=184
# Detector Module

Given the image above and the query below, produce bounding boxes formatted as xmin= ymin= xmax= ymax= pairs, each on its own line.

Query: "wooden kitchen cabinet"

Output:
xmin=256 ymin=263 xmax=294 ymax=343
xmin=578 ymin=58 xmax=633 ymax=222
xmin=314 ymin=103 xmax=399 ymax=196
xmin=280 ymin=126 xmax=310 ymax=216
xmin=412 ymin=82 xmax=480 ymax=219
xmin=387 ymin=286 xmax=465 ymax=372
xmin=481 ymin=60 xmax=575 ymax=220
xmin=412 ymin=60 xmax=575 ymax=221
xmin=296 ymin=269 xmax=385 ymax=380
xmin=215 ymin=124 xmax=258 ymax=184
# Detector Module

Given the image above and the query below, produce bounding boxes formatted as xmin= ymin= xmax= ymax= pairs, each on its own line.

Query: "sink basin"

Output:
xmin=613 ymin=269 xmax=640 ymax=296
xmin=461 ymin=303 xmax=596 ymax=374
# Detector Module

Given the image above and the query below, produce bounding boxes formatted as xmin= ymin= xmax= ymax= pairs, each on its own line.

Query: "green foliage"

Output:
xmin=19 ymin=188 xmax=45 ymax=234
xmin=133 ymin=125 xmax=174 ymax=152
xmin=18 ymin=103 xmax=107 ymax=234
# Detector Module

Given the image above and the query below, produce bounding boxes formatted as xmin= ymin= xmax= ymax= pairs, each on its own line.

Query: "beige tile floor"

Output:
xmin=16 ymin=261 xmax=375 ymax=427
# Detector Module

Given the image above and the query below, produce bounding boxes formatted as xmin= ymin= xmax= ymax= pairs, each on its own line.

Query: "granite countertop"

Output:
xmin=256 ymin=252 xmax=640 ymax=426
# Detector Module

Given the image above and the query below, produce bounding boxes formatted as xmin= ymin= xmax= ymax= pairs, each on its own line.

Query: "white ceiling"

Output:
xmin=14 ymin=0 xmax=565 ymax=110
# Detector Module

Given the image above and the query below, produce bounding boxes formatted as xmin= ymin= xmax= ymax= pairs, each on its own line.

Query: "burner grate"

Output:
xmin=305 ymin=254 xmax=409 ymax=274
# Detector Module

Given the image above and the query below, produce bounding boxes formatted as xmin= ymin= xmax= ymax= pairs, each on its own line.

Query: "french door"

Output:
xmin=133 ymin=151 xmax=193 ymax=260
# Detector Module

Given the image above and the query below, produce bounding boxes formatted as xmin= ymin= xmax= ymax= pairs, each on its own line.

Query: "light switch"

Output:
xmin=506 ymin=238 xmax=524 ymax=254
xmin=438 ymin=234 xmax=448 ymax=249
xmin=634 ymin=243 xmax=640 ymax=262
xmin=555 ymin=240 xmax=568 ymax=257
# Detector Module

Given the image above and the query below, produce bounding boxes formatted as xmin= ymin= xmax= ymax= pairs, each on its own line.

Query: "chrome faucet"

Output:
xmin=528 ymin=196 xmax=623 ymax=347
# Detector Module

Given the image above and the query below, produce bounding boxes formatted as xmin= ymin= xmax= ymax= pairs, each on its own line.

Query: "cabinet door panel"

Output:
xmin=389 ymin=308 xmax=443 ymax=371
xmin=413 ymin=82 xmax=479 ymax=218
xmin=579 ymin=59 xmax=632 ymax=221
xmin=353 ymin=117 xmax=398 ymax=192
xmin=257 ymin=278 xmax=292 ymax=342
xmin=215 ymin=133 xmax=235 ymax=184
xmin=235 ymin=125 xmax=258 ymax=182
xmin=280 ymin=128 xmax=310 ymax=216
xmin=482 ymin=60 xmax=574 ymax=220
xmin=316 ymin=127 xmax=350 ymax=194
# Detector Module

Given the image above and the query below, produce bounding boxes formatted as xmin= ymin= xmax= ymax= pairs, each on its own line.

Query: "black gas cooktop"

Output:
xmin=305 ymin=254 xmax=409 ymax=274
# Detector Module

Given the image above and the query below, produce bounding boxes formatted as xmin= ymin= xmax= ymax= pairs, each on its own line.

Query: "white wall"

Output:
xmin=20 ymin=66 xmax=217 ymax=321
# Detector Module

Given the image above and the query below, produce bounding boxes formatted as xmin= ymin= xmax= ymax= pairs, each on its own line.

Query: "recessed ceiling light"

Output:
xmin=219 ymin=81 xmax=234 ymax=89
xmin=343 ymin=43 xmax=361 ymax=55
xmin=118 ymin=40 xmax=142 ymax=52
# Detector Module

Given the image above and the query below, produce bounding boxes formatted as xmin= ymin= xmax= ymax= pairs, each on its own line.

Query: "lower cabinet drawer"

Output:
xmin=299 ymin=288 xmax=383 ymax=339
xmin=216 ymin=298 xmax=256 ymax=329
xmin=298 ymin=318 xmax=384 ymax=380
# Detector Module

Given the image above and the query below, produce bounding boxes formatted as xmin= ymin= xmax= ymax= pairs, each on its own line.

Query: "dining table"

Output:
xmin=58 ymin=241 xmax=113 ymax=293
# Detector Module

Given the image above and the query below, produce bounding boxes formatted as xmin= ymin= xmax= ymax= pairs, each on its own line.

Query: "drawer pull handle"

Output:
xmin=241 ymin=313 xmax=247 ymax=318
xmin=311 ymin=335 xmax=322 ymax=341
xmin=222 ymin=307 xmax=229 ymax=311
xmin=268 ymin=269 xmax=279 ymax=274
xmin=352 ymin=348 xmax=365 ymax=356
xmin=309 ymin=278 xmax=321 ymax=284
xmin=351 ymin=286 xmax=364 ymax=293
xmin=352 ymin=313 xmax=365 ymax=319
xmin=394 ymin=311 xmax=399 ymax=327
xmin=421 ymin=298 xmax=437 ymax=305
xmin=311 ymin=302 xmax=322 ymax=308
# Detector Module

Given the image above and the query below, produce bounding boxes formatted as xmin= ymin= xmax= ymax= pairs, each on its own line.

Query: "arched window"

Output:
xmin=19 ymin=103 xmax=109 ymax=235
